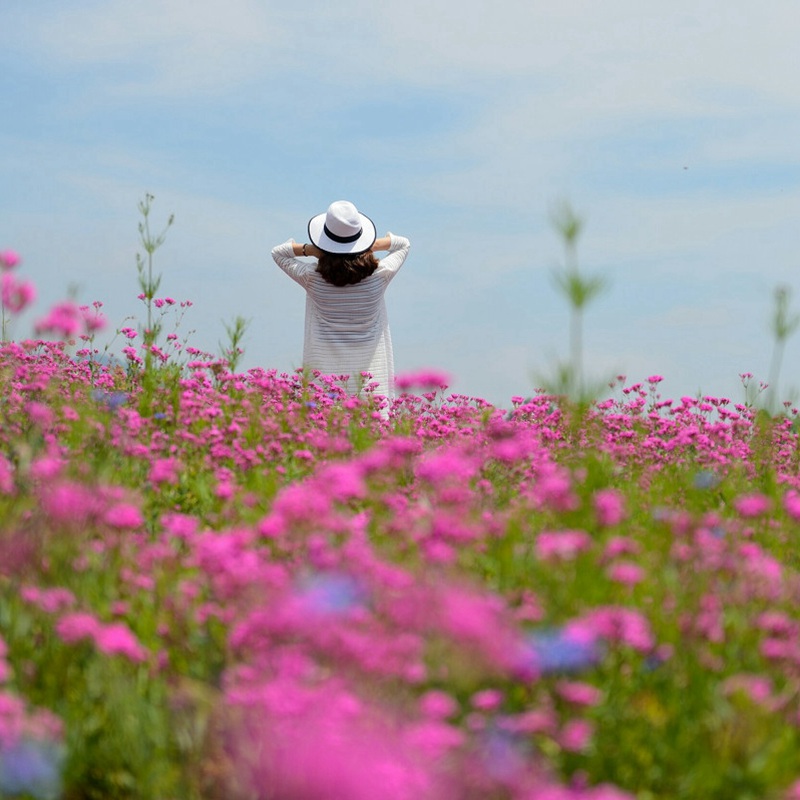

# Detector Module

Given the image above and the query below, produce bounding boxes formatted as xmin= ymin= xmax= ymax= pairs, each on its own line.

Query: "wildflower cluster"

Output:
xmin=3 ymin=249 xmax=800 ymax=798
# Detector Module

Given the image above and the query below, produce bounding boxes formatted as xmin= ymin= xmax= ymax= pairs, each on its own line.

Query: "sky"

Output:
xmin=2 ymin=0 xmax=799 ymax=408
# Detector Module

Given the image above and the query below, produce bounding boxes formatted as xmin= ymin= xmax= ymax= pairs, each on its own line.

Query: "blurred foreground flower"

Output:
xmin=1 ymin=273 xmax=36 ymax=313
xmin=395 ymin=369 xmax=451 ymax=392
xmin=0 ymin=739 xmax=64 ymax=800
xmin=522 ymin=624 xmax=602 ymax=675
xmin=0 ymin=250 xmax=20 ymax=269
xmin=0 ymin=737 xmax=64 ymax=800
xmin=34 ymin=301 xmax=83 ymax=339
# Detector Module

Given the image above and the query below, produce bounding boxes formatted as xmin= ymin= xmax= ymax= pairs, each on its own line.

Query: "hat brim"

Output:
xmin=308 ymin=211 xmax=377 ymax=255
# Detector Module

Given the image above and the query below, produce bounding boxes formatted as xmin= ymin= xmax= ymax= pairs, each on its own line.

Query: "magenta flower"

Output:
xmin=93 ymin=623 xmax=147 ymax=663
xmin=314 ymin=462 xmax=366 ymax=502
xmin=1 ymin=273 xmax=36 ymax=313
xmin=558 ymin=718 xmax=594 ymax=751
xmin=733 ymin=492 xmax=771 ymax=518
xmin=416 ymin=449 xmax=478 ymax=485
xmin=535 ymin=530 xmax=592 ymax=562
xmin=603 ymin=536 xmax=639 ymax=560
xmin=80 ymin=306 xmax=107 ymax=332
xmin=121 ymin=346 xmax=142 ymax=364
xmin=419 ymin=691 xmax=459 ymax=720
xmin=470 ymin=689 xmax=503 ymax=711
xmin=0 ymin=457 xmax=13 ymax=495
xmin=33 ymin=301 xmax=83 ymax=339
xmin=555 ymin=680 xmax=602 ymax=706
xmin=607 ymin=561 xmax=645 ymax=586
xmin=594 ymin=489 xmax=626 ymax=527
xmin=104 ymin=503 xmax=144 ymax=530
xmin=395 ymin=369 xmax=451 ymax=391
xmin=582 ymin=606 xmax=655 ymax=653
xmin=721 ymin=674 xmax=775 ymax=708
xmin=20 ymin=586 xmax=75 ymax=614
xmin=0 ymin=250 xmax=20 ymax=269
xmin=55 ymin=613 xmax=101 ymax=644
xmin=149 ymin=458 xmax=180 ymax=485
xmin=783 ymin=490 xmax=800 ymax=521
xmin=41 ymin=481 xmax=99 ymax=525
xmin=29 ymin=455 xmax=64 ymax=481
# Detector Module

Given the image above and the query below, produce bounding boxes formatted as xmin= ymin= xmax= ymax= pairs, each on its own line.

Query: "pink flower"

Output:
xmin=80 ymin=305 xmax=107 ymax=332
xmin=0 ymin=250 xmax=20 ymax=269
xmin=740 ymin=542 xmax=782 ymax=585
xmin=607 ymin=561 xmax=645 ymax=586
xmin=0 ymin=456 xmax=14 ymax=495
xmin=784 ymin=490 xmax=800 ymax=521
xmin=56 ymin=612 xmax=101 ymax=644
xmin=149 ymin=458 xmax=180 ymax=485
xmin=594 ymin=489 xmax=626 ymax=527
xmin=471 ymin=689 xmax=503 ymax=711
xmin=315 ymin=462 xmax=366 ymax=502
xmin=734 ymin=492 xmax=770 ymax=518
xmin=29 ymin=455 xmax=64 ymax=480
xmin=94 ymin=623 xmax=147 ymax=662
xmin=533 ymin=468 xmax=578 ymax=512
xmin=122 ymin=346 xmax=142 ymax=364
xmin=555 ymin=680 xmax=602 ymax=706
xmin=416 ymin=449 xmax=479 ymax=485
xmin=1 ymin=273 xmax=36 ymax=312
xmin=582 ymin=607 xmax=654 ymax=652
xmin=419 ymin=691 xmax=458 ymax=720
xmin=535 ymin=530 xmax=591 ymax=562
xmin=395 ymin=369 xmax=451 ymax=391
xmin=603 ymin=536 xmax=639 ymax=560
xmin=20 ymin=586 xmax=75 ymax=614
xmin=722 ymin=674 xmax=774 ymax=707
xmin=34 ymin=300 xmax=83 ymax=339
xmin=558 ymin=718 xmax=594 ymax=751
xmin=0 ymin=691 xmax=25 ymax=747
xmin=41 ymin=481 xmax=98 ymax=524
xmin=26 ymin=402 xmax=55 ymax=428
xmin=104 ymin=502 xmax=144 ymax=530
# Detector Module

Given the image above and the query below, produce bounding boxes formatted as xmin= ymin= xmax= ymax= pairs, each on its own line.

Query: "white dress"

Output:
xmin=272 ymin=234 xmax=410 ymax=400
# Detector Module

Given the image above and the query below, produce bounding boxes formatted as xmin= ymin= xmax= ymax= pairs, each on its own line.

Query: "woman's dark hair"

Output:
xmin=316 ymin=251 xmax=379 ymax=287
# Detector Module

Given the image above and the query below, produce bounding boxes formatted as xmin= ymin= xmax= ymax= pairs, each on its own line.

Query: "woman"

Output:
xmin=272 ymin=200 xmax=410 ymax=402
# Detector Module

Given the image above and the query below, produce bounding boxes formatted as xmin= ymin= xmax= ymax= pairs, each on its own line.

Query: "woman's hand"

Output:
xmin=292 ymin=242 xmax=323 ymax=258
xmin=371 ymin=235 xmax=392 ymax=252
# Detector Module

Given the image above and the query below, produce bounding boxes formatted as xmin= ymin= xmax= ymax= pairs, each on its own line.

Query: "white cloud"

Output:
xmin=16 ymin=0 xmax=285 ymax=94
xmin=14 ymin=0 xmax=800 ymax=108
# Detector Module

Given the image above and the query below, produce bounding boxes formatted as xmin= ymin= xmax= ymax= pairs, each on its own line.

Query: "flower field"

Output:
xmin=3 ymin=247 xmax=800 ymax=799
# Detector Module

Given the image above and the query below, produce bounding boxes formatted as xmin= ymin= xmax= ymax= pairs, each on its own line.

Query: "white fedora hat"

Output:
xmin=308 ymin=200 xmax=377 ymax=255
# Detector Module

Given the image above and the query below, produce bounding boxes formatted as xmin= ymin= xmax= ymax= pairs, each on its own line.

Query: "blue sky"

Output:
xmin=2 ymin=0 xmax=799 ymax=407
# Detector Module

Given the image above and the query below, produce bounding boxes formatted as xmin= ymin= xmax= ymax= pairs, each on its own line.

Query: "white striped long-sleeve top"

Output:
xmin=271 ymin=234 xmax=410 ymax=399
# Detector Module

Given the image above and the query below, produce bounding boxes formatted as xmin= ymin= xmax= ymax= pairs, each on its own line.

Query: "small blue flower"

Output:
xmin=523 ymin=627 xmax=602 ymax=675
xmin=693 ymin=471 xmax=719 ymax=490
xmin=479 ymin=729 xmax=529 ymax=783
xmin=297 ymin=572 xmax=364 ymax=615
xmin=0 ymin=738 xmax=64 ymax=800
xmin=90 ymin=389 xmax=128 ymax=411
